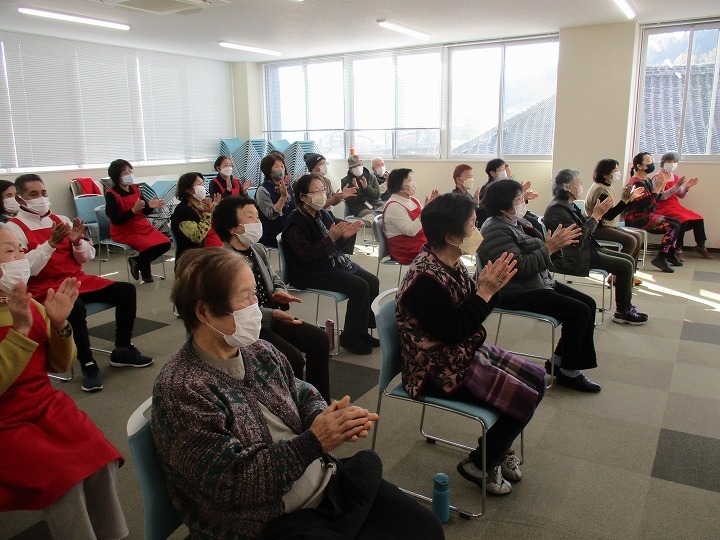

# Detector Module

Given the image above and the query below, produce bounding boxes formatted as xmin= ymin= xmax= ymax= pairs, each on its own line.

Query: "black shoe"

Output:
xmin=667 ymin=253 xmax=683 ymax=267
xmin=128 ymin=256 xmax=140 ymax=281
xmin=544 ymin=361 xmax=558 ymax=376
xmin=360 ymin=333 xmax=380 ymax=347
xmin=339 ymin=336 xmax=372 ymax=355
xmin=556 ymin=371 xmax=601 ymax=393
xmin=110 ymin=345 xmax=154 ymax=367
xmin=141 ymin=270 xmax=154 ymax=283
xmin=650 ymin=254 xmax=674 ymax=273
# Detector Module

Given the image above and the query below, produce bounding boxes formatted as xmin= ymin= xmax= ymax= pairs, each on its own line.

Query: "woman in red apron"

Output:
xmin=210 ymin=155 xmax=252 ymax=200
xmin=106 ymin=159 xmax=172 ymax=283
xmin=656 ymin=152 xmax=712 ymax=260
xmin=382 ymin=168 xmax=437 ymax=264
xmin=0 ymin=228 xmax=127 ymax=538
xmin=170 ymin=172 xmax=222 ymax=265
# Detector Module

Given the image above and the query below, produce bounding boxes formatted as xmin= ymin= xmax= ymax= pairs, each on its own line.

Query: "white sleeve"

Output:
xmin=383 ymin=202 xmax=422 ymax=239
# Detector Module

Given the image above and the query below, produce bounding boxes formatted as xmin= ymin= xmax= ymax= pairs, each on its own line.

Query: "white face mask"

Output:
xmin=402 ymin=182 xmax=417 ymax=197
xmin=462 ymin=177 xmax=475 ymax=190
xmin=513 ymin=200 xmax=527 ymax=220
xmin=0 ymin=258 xmax=31 ymax=291
xmin=663 ymin=162 xmax=678 ymax=172
xmin=351 ymin=165 xmax=363 ymax=177
xmin=3 ymin=197 xmax=20 ymax=215
xmin=574 ymin=183 xmax=584 ymax=199
xmin=192 ymin=185 xmax=207 ymax=201
xmin=121 ymin=173 xmax=135 ymax=186
xmin=306 ymin=193 xmax=327 ymax=211
xmin=318 ymin=164 xmax=328 ymax=176
xmin=611 ymin=171 xmax=621 ymax=182
xmin=24 ymin=196 xmax=51 ymax=216
xmin=452 ymin=228 xmax=484 ymax=255
xmin=206 ymin=303 xmax=263 ymax=348
xmin=375 ymin=166 xmax=386 ymax=176
xmin=235 ymin=222 xmax=263 ymax=246
xmin=496 ymin=169 xmax=508 ymax=180
xmin=220 ymin=166 xmax=233 ymax=177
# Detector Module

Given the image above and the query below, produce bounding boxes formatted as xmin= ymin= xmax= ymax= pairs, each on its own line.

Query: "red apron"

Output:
xmin=106 ymin=185 xmax=169 ymax=251
xmin=0 ymin=302 xmax=122 ymax=510
xmin=655 ymin=175 xmax=703 ymax=223
xmin=212 ymin=176 xmax=240 ymax=197
xmin=10 ymin=215 xmax=112 ymax=303
xmin=383 ymin=199 xmax=427 ymax=265
xmin=204 ymin=226 xmax=224 ymax=248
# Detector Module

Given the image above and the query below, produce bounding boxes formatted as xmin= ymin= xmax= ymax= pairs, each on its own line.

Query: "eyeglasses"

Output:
xmin=306 ymin=189 xmax=325 ymax=195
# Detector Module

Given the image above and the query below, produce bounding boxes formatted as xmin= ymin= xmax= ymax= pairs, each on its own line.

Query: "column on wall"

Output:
xmin=553 ymin=21 xmax=640 ymax=182
xmin=232 ymin=62 xmax=265 ymax=141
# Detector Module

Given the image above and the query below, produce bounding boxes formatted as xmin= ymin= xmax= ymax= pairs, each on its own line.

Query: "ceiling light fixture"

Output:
xmin=218 ymin=41 xmax=282 ymax=56
xmin=611 ymin=0 xmax=636 ymax=20
xmin=17 ymin=7 xmax=130 ymax=30
xmin=376 ymin=19 xmax=429 ymax=40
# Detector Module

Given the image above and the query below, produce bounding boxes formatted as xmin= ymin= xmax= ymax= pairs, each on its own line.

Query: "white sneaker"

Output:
xmin=501 ymin=454 xmax=522 ymax=482
xmin=457 ymin=458 xmax=511 ymax=495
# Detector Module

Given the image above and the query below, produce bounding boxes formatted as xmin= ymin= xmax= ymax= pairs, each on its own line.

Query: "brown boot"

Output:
xmin=694 ymin=245 xmax=713 ymax=259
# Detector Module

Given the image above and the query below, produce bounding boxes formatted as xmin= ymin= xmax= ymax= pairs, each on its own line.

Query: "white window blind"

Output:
xmin=0 ymin=31 xmax=233 ymax=172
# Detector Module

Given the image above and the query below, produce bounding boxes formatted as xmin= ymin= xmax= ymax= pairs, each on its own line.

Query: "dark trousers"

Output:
xmin=500 ymin=282 xmax=597 ymax=371
xmin=260 ymin=320 xmax=331 ymax=402
xmin=424 ymin=375 xmax=545 ymax=472
xmin=597 ymin=247 xmax=635 ymax=313
xmin=302 ymin=266 xmax=379 ymax=340
xmin=679 ymin=219 xmax=706 ymax=247
xmin=261 ymin=451 xmax=444 ymax=540
xmin=67 ymin=282 xmax=137 ymax=375
xmin=136 ymin=242 xmax=171 ymax=274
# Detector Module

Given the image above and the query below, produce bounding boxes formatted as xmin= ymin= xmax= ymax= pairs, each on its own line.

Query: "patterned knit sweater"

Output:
xmin=151 ymin=340 xmax=326 ymax=539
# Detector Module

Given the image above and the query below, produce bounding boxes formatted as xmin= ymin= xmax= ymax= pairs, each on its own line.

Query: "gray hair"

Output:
xmin=552 ymin=168 xmax=580 ymax=198
xmin=661 ymin=151 xmax=681 ymax=165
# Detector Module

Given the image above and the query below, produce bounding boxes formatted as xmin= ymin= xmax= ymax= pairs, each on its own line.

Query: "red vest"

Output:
xmin=10 ymin=214 xmax=111 ymax=302
xmin=382 ymin=199 xmax=427 ymax=265
xmin=0 ymin=302 xmax=122 ymax=510
xmin=106 ymin=185 xmax=169 ymax=251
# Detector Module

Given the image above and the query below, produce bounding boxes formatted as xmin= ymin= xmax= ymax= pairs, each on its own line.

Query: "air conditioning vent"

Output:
xmin=92 ymin=0 xmax=230 ymax=15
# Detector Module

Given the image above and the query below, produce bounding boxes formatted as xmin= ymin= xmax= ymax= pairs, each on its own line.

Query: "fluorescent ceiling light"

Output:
xmin=18 ymin=7 xmax=130 ymax=30
xmin=611 ymin=0 xmax=636 ymax=19
xmin=376 ymin=19 xmax=429 ymax=40
xmin=218 ymin=41 xmax=282 ymax=56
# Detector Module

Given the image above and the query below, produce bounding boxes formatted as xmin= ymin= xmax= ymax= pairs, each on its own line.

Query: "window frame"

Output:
xmin=634 ymin=21 xmax=720 ymax=161
xmin=263 ymin=34 xmax=559 ymax=161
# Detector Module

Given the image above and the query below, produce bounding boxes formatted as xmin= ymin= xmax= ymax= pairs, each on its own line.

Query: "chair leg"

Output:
xmin=48 ymin=366 xmax=74 ymax=382
xmin=371 ymin=393 xmax=384 ymax=450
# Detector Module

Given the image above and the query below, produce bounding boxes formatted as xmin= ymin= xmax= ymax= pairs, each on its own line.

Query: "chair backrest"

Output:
xmin=372 ymin=214 xmax=390 ymax=261
xmin=74 ymin=195 xmax=105 ymax=224
xmin=276 ymin=237 xmax=291 ymax=285
xmin=127 ymin=397 xmax=182 ymax=540
xmin=137 ymin=182 xmax=159 ymax=202
xmin=575 ymin=199 xmax=586 ymax=215
xmin=373 ymin=291 xmax=402 ymax=392
xmin=69 ymin=179 xmax=82 ymax=198
xmin=94 ymin=206 xmax=111 ymax=242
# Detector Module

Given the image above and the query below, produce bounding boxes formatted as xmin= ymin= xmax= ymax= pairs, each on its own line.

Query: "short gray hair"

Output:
xmin=661 ymin=151 xmax=681 ymax=165
xmin=552 ymin=169 xmax=580 ymax=198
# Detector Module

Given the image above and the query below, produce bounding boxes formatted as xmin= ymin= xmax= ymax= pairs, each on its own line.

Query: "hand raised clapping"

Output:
xmin=545 ymin=224 xmax=581 ymax=255
xmin=476 ymin=252 xmax=517 ymax=302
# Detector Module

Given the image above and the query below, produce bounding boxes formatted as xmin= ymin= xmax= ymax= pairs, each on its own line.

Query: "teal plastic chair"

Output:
xmin=127 ymin=397 xmax=183 ymax=540
xmin=277 ymin=238 xmax=348 ymax=355
xmin=370 ymin=289 xmax=523 ymax=519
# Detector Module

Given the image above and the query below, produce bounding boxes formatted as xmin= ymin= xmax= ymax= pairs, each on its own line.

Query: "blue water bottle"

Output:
xmin=432 ymin=472 xmax=450 ymax=523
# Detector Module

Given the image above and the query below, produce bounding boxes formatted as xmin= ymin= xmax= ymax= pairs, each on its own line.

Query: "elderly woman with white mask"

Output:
xmin=544 ymin=169 xmax=649 ymax=326
xmin=212 ymin=196 xmax=330 ymax=402
xmin=152 ymin=247 xmax=444 ymax=540
xmin=478 ymin=179 xmax=604 ymax=393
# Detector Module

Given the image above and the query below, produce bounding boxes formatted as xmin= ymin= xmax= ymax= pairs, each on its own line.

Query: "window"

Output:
xmin=0 ymin=31 xmax=233 ymax=172
xmin=449 ymin=40 xmax=558 ymax=156
xmin=638 ymin=24 xmax=720 ymax=156
xmin=264 ymin=37 xmax=557 ymax=160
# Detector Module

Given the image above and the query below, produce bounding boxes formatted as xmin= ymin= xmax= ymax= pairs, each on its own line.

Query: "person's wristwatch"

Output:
xmin=53 ymin=323 xmax=72 ymax=338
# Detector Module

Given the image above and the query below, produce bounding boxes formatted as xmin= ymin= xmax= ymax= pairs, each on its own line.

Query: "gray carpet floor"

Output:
xmin=3 ymin=244 xmax=720 ymax=540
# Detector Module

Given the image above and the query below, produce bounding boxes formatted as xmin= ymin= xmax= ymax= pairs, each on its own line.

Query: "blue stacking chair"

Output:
xmin=370 ymin=289 xmax=524 ymax=519
xmin=127 ymin=397 xmax=183 ymax=540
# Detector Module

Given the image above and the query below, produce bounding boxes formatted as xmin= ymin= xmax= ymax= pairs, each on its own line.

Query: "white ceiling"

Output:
xmin=0 ymin=0 xmax=719 ymax=62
